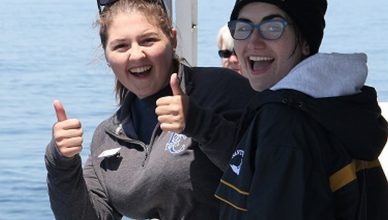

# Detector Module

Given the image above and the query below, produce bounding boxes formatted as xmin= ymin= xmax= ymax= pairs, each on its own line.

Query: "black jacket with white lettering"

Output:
xmin=216 ymin=87 xmax=388 ymax=220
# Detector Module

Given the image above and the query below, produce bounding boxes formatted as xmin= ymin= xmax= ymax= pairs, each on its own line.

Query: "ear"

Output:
xmin=301 ymin=40 xmax=311 ymax=56
xmin=104 ymin=53 xmax=112 ymax=68
xmin=171 ymin=28 xmax=177 ymax=49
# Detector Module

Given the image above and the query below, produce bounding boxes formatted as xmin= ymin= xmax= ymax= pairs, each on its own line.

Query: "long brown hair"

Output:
xmin=96 ymin=0 xmax=178 ymax=105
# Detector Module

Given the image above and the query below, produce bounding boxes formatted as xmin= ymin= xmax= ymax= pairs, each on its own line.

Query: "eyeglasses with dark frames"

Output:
xmin=96 ymin=0 xmax=168 ymax=15
xmin=218 ymin=49 xmax=236 ymax=58
xmin=228 ymin=19 xmax=288 ymax=40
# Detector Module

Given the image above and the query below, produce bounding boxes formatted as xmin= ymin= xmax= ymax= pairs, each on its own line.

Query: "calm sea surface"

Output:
xmin=0 ymin=0 xmax=387 ymax=219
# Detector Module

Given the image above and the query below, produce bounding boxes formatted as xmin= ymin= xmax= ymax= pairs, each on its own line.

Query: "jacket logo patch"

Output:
xmin=165 ymin=132 xmax=187 ymax=154
xmin=230 ymin=149 xmax=244 ymax=175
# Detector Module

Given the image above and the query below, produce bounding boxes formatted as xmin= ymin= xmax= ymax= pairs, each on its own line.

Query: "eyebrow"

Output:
xmin=263 ymin=14 xmax=286 ymax=21
xmin=109 ymin=39 xmax=126 ymax=45
xmin=238 ymin=14 xmax=287 ymax=23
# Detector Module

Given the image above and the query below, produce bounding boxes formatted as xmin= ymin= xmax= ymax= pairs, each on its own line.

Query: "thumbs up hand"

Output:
xmin=52 ymin=100 xmax=83 ymax=158
xmin=155 ymin=73 xmax=189 ymax=133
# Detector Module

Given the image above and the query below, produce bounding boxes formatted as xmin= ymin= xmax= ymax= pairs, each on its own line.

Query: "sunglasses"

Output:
xmin=218 ymin=49 xmax=236 ymax=58
xmin=96 ymin=0 xmax=168 ymax=15
xmin=96 ymin=0 xmax=117 ymax=14
xmin=228 ymin=18 xmax=288 ymax=40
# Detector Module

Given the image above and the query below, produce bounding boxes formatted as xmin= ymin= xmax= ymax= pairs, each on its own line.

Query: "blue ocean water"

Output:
xmin=0 ymin=0 xmax=387 ymax=219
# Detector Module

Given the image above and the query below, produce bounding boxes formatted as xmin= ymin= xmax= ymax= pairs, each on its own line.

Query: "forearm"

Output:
xmin=45 ymin=140 xmax=99 ymax=220
xmin=183 ymin=100 xmax=241 ymax=171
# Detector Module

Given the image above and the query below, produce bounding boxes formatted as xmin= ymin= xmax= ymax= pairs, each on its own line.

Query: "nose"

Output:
xmin=128 ymin=44 xmax=145 ymax=60
xmin=229 ymin=54 xmax=239 ymax=64
xmin=247 ymin=29 xmax=266 ymax=48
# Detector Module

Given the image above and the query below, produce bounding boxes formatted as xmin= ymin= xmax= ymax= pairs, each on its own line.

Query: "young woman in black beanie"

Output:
xmin=215 ymin=0 xmax=388 ymax=219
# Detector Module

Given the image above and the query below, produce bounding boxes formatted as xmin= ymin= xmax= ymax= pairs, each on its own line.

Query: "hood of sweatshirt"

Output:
xmin=304 ymin=86 xmax=387 ymax=160
xmin=255 ymin=53 xmax=388 ymax=160
xmin=271 ymin=52 xmax=368 ymax=98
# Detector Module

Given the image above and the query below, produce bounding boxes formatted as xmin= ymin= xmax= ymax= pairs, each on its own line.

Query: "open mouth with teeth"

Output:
xmin=129 ymin=66 xmax=152 ymax=78
xmin=249 ymin=56 xmax=274 ymax=73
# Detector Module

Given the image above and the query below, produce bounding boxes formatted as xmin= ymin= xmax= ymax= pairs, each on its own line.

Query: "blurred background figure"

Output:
xmin=216 ymin=24 xmax=241 ymax=74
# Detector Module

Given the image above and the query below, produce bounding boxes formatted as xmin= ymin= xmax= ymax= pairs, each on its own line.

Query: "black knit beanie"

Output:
xmin=230 ymin=0 xmax=327 ymax=54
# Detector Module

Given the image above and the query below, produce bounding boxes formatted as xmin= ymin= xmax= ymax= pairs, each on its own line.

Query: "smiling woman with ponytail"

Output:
xmin=44 ymin=0 xmax=255 ymax=219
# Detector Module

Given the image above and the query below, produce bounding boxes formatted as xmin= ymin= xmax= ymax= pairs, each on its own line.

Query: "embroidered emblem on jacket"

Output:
xmin=230 ymin=149 xmax=245 ymax=175
xmin=165 ymin=132 xmax=187 ymax=154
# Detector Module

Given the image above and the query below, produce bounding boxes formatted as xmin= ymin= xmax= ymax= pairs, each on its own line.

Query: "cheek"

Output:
xmin=234 ymin=42 xmax=244 ymax=59
xmin=110 ymin=61 xmax=127 ymax=79
xmin=106 ymin=51 xmax=125 ymax=68
xmin=151 ymin=43 xmax=172 ymax=61
xmin=153 ymin=49 xmax=174 ymax=81
xmin=107 ymin=56 xmax=128 ymax=80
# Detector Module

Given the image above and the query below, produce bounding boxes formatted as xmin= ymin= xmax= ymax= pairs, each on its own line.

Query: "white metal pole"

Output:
xmin=175 ymin=0 xmax=198 ymax=66
xmin=164 ymin=0 xmax=172 ymax=17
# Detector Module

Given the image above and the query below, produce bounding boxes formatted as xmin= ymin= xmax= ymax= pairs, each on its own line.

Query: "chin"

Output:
xmin=249 ymin=82 xmax=265 ymax=92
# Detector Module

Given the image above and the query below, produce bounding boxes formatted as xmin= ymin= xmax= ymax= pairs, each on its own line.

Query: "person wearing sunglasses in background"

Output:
xmin=44 ymin=0 xmax=256 ymax=219
xmin=215 ymin=0 xmax=388 ymax=219
xmin=216 ymin=24 xmax=241 ymax=74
